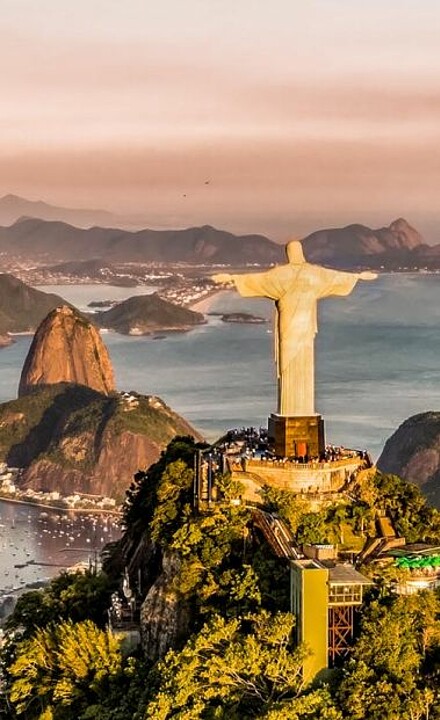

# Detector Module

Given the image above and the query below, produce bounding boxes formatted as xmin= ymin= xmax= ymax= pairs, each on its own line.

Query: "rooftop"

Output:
xmin=326 ymin=564 xmax=373 ymax=585
xmin=291 ymin=559 xmax=372 ymax=585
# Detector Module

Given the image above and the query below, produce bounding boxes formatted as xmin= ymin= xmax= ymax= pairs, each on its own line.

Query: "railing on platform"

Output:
xmin=244 ymin=455 xmax=368 ymax=472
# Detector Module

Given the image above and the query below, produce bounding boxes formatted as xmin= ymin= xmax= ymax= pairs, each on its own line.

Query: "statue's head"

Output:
xmin=286 ymin=240 xmax=305 ymax=264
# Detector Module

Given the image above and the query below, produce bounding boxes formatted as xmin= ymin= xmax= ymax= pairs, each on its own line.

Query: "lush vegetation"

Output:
xmin=0 ymin=384 xmax=195 ymax=492
xmin=7 ymin=620 xmax=124 ymax=720
xmin=2 ymin=440 xmax=440 ymax=719
xmin=5 ymin=569 xmax=114 ymax=639
xmin=94 ymin=294 xmax=204 ymax=335
xmin=260 ymin=470 xmax=440 ymax=549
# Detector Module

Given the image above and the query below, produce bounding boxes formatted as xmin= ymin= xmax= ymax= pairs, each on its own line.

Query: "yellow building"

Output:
xmin=290 ymin=559 xmax=372 ymax=681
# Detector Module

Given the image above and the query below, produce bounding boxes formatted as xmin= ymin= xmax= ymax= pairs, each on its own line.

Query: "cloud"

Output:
xmin=1 ymin=133 xmax=439 ymax=239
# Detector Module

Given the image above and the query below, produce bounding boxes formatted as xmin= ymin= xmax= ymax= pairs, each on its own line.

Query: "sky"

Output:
xmin=1 ymin=0 xmax=440 ymax=240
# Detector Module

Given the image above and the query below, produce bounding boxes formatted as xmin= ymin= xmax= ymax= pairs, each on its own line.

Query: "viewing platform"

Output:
xmin=228 ymin=452 xmax=370 ymax=502
xmin=195 ymin=426 xmax=372 ymax=505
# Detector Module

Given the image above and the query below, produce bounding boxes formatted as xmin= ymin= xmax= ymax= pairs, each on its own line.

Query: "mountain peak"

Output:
xmin=19 ymin=305 xmax=115 ymax=397
xmin=0 ymin=193 xmax=25 ymax=203
xmin=302 ymin=218 xmax=424 ymax=268
xmin=0 ymin=193 xmax=117 ymax=230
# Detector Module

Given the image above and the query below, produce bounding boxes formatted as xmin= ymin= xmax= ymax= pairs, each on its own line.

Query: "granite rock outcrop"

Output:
xmin=140 ymin=550 xmax=191 ymax=662
xmin=0 ymin=385 xmax=200 ymax=500
xmin=19 ymin=305 xmax=115 ymax=397
xmin=377 ymin=412 xmax=440 ymax=507
xmin=1 ymin=304 xmax=201 ymax=499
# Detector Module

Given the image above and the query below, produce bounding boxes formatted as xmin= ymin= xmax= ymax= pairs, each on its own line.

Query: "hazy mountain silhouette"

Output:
xmin=0 ymin=217 xmax=283 ymax=265
xmin=0 ymin=197 xmax=434 ymax=268
xmin=0 ymin=194 xmax=138 ymax=229
xmin=302 ymin=218 xmax=425 ymax=268
xmin=0 ymin=274 xmax=72 ymax=333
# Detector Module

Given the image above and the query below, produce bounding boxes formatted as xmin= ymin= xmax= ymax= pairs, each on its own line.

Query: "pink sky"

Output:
xmin=1 ymin=0 xmax=440 ymax=240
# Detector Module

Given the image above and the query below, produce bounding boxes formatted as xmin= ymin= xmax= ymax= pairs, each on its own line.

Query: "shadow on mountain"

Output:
xmin=6 ymin=383 xmax=117 ymax=467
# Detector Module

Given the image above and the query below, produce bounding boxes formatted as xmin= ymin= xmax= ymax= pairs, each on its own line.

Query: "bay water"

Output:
xmin=1 ymin=273 xmax=439 ymax=597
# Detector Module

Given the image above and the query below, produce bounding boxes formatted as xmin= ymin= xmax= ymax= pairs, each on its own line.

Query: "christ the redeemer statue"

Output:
xmin=213 ymin=240 xmax=376 ymax=418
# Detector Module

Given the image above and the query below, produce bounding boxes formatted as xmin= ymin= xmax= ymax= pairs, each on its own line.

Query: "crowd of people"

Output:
xmin=217 ymin=427 xmax=369 ymax=467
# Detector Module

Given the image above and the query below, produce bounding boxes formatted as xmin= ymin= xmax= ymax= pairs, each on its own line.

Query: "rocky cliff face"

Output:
xmin=19 ymin=306 xmax=115 ymax=397
xmin=0 ymin=385 xmax=200 ymax=501
xmin=140 ymin=550 xmax=191 ymax=662
xmin=377 ymin=412 xmax=440 ymax=507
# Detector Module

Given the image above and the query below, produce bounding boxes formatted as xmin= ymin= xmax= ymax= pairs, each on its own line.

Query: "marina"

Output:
xmin=0 ymin=500 xmax=121 ymax=605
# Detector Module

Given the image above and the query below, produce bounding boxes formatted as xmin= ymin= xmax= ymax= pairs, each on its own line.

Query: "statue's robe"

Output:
xmin=231 ymin=263 xmax=359 ymax=416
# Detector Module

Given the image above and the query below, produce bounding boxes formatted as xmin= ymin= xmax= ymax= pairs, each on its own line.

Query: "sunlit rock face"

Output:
xmin=139 ymin=550 xmax=191 ymax=662
xmin=18 ymin=305 xmax=115 ymax=397
xmin=7 ymin=306 xmax=200 ymax=499
xmin=378 ymin=412 xmax=440 ymax=508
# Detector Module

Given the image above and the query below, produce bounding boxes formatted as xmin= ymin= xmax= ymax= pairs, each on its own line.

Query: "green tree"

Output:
xmin=6 ymin=570 xmax=113 ymax=639
xmin=144 ymin=611 xmax=317 ymax=719
xmin=337 ymin=594 xmax=440 ymax=720
xmin=7 ymin=620 xmax=124 ymax=720
xmin=150 ymin=459 xmax=195 ymax=545
xmin=296 ymin=511 xmax=331 ymax=545
xmin=259 ymin=486 xmax=310 ymax=532
xmin=354 ymin=472 xmax=440 ymax=543
xmin=260 ymin=688 xmax=343 ymax=719
xmin=169 ymin=502 xmax=257 ymax=617
xmin=122 ymin=436 xmax=199 ymax=531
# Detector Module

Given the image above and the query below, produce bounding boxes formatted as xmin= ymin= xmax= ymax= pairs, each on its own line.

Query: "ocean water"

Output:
xmin=0 ymin=273 xmax=439 ymax=595
xmin=3 ymin=274 xmax=440 ymax=460
xmin=0 ymin=503 xmax=120 ymax=600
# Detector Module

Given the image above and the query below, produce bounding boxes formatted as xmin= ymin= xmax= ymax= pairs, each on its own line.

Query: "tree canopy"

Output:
xmin=3 ymin=442 xmax=440 ymax=720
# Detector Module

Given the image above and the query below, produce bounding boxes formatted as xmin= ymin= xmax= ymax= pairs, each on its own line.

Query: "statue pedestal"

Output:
xmin=268 ymin=413 xmax=325 ymax=459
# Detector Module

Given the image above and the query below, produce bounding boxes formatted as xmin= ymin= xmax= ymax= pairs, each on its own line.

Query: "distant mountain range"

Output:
xmin=302 ymin=218 xmax=430 ymax=269
xmin=0 ymin=195 xmax=438 ymax=269
xmin=0 ymin=194 xmax=123 ymax=229
xmin=0 ymin=217 xmax=282 ymax=265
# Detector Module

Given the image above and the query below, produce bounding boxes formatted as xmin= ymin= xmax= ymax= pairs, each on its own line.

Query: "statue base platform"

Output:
xmin=268 ymin=413 xmax=325 ymax=459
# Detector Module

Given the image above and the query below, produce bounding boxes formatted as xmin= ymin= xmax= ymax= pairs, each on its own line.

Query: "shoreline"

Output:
xmin=0 ymin=495 xmax=121 ymax=517
xmin=189 ymin=288 xmax=226 ymax=313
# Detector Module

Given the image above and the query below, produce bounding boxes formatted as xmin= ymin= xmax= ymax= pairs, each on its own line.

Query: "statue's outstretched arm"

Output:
xmin=317 ymin=266 xmax=377 ymax=299
xmin=212 ymin=273 xmax=233 ymax=284
xmin=212 ymin=268 xmax=281 ymax=300
xmin=359 ymin=271 xmax=378 ymax=281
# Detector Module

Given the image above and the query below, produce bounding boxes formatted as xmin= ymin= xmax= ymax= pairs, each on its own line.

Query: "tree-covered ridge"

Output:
xmin=93 ymin=293 xmax=205 ymax=335
xmin=337 ymin=593 xmax=440 ymax=720
xmin=0 ymin=387 xmax=198 ymax=501
xmin=120 ymin=438 xmax=289 ymax=623
xmin=2 ymin=439 xmax=440 ymax=719
xmin=260 ymin=470 xmax=440 ymax=548
xmin=144 ymin=612 xmax=342 ymax=720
